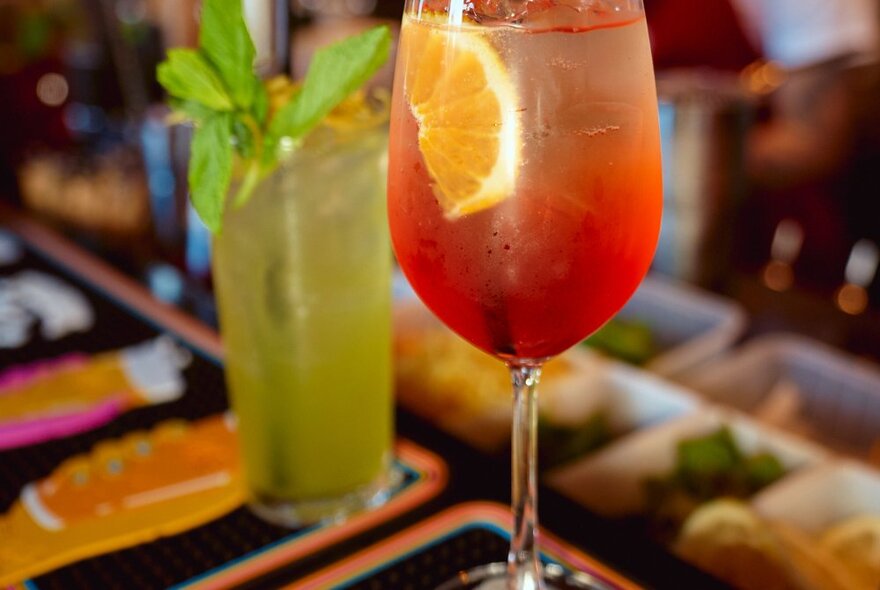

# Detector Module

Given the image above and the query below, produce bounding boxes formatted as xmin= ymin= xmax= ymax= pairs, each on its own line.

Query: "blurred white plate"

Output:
xmin=678 ymin=333 xmax=880 ymax=462
xmin=753 ymin=461 xmax=880 ymax=534
xmin=546 ymin=408 xmax=829 ymax=517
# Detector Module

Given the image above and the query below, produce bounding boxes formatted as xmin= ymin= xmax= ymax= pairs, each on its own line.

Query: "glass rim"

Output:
xmin=404 ymin=0 xmax=646 ymax=23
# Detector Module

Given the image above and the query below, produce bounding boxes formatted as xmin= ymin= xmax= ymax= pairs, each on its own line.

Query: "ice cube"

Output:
xmin=466 ymin=0 xmax=534 ymax=24
xmin=464 ymin=1 xmax=620 ymax=27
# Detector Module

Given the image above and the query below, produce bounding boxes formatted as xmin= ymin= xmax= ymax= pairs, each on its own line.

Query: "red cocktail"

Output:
xmin=388 ymin=1 xmax=661 ymax=586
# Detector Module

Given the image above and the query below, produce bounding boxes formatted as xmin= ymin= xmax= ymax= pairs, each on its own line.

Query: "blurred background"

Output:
xmin=1 ymin=0 xmax=879 ymax=355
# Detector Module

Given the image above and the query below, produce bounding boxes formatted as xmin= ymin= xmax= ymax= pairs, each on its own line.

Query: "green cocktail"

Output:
xmin=155 ymin=0 xmax=394 ymax=527
xmin=212 ymin=121 xmax=394 ymax=525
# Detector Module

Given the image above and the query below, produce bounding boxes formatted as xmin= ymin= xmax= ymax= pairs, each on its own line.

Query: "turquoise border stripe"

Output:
xmin=341 ymin=521 xmax=563 ymax=588
xmin=167 ymin=522 xmax=322 ymax=590
xmin=170 ymin=461 xmax=419 ymax=589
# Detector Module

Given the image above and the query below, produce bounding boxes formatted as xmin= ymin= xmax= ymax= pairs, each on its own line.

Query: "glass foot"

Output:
xmin=437 ymin=562 xmax=613 ymax=590
xmin=247 ymin=464 xmax=403 ymax=528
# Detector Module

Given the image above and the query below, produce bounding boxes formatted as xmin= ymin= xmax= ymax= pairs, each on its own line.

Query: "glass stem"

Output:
xmin=507 ymin=363 xmax=545 ymax=590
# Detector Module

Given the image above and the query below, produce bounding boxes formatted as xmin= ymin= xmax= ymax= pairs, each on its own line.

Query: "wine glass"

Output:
xmin=388 ymin=0 xmax=662 ymax=587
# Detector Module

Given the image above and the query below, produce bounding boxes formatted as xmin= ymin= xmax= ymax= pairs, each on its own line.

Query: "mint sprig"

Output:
xmin=156 ymin=0 xmax=391 ymax=233
xmin=265 ymin=26 xmax=392 ymax=161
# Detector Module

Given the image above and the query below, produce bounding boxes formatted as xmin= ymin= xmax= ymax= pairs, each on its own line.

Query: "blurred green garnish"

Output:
xmin=539 ymin=412 xmax=613 ymax=469
xmin=644 ymin=427 xmax=786 ymax=539
xmin=582 ymin=319 xmax=656 ymax=365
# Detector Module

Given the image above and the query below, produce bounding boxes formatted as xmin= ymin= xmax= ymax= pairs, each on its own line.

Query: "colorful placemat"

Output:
xmin=290 ymin=502 xmax=641 ymax=589
xmin=172 ymin=441 xmax=443 ymax=590
xmin=0 ymin=217 xmax=447 ymax=589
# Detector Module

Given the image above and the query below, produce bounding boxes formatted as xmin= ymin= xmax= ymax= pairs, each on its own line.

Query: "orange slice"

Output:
xmin=404 ymin=18 xmax=521 ymax=218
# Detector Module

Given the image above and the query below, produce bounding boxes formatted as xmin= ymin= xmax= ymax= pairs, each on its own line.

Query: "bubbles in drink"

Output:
xmin=573 ymin=125 xmax=621 ymax=137
xmin=547 ymin=56 xmax=582 ymax=71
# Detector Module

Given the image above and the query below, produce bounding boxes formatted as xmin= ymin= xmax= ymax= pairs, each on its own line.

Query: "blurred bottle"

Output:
xmin=645 ymin=0 xmax=759 ymax=289
xmin=652 ymin=73 xmax=753 ymax=289
xmin=244 ymin=0 xmax=290 ymax=76
xmin=835 ymin=240 xmax=879 ymax=315
xmin=761 ymin=219 xmax=804 ymax=292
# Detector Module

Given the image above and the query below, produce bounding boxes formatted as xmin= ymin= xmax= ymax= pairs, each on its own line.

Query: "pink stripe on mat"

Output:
xmin=0 ymin=396 xmax=126 ymax=450
xmin=0 ymin=354 xmax=88 ymax=392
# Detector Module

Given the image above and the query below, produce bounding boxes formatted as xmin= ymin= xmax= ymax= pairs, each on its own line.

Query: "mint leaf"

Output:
xmin=252 ymin=78 xmax=269 ymax=124
xmin=199 ymin=0 xmax=258 ymax=109
xmin=231 ymin=119 xmax=255 ymax=159
xmin=189 ymin=113 xmax=233 ymax=232
xmin=266 ymin=26 xmax=391 ymax=154
xmin=157 ymin=49 xmax=234 ymax=111
xmin=168 ymin=98 xmax=215 ymax=124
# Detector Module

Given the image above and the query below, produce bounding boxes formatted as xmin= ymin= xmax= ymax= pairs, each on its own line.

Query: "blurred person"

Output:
xmin=733 ymin=0 xmax=879 ymax=190
xmin=646 ymin=0 xmax=760 ymax=72
xmin=735 ymin=0 xmax=880 ymax=293
xmin=647 ymin=0 xmax=880 ymax=294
